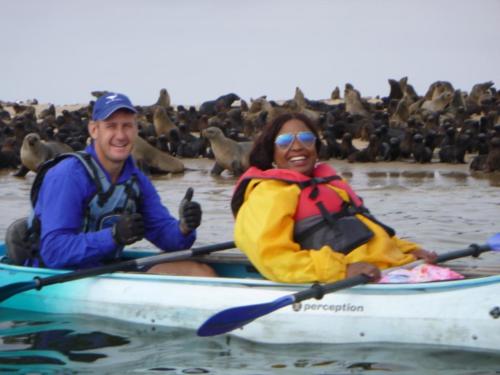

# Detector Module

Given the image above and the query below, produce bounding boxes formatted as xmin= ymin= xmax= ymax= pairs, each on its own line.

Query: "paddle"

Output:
xmin=0 ymin=240 xmax=235 ymax=303
xmin=197 ymin=234 xmax=500 ymax=337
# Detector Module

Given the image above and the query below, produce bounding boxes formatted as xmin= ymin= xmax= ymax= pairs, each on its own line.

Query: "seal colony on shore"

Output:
xmin=0 ymin=79 xmax=499 ymax=177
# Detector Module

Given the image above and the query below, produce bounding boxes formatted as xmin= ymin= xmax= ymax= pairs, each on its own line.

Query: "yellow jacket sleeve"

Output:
xmin=345 ymin=215 xmax=420 ymax=269
xmin=326 ymin=184 xmax=423 ymax=268
xmin=234 ymin=179 xmax=348 ymax=283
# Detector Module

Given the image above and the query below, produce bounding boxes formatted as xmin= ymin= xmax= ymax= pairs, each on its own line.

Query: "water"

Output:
xmin=1 ymin=159 xmax=500 ymax=373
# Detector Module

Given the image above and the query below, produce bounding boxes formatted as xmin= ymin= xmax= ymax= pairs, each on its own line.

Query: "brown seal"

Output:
xmin=155 ymin=88 xmax=171 ymax=108
xmin=421 ymin=91 xmax=453 ymax=113
xmin=132 ymin=136 xmax=184 ymax=174
xmin=389 ymin=97 xmax=410 ymax=128
xmin=424 ymin=81 xmax=454 ymax=100
xmin=294 ymin=87 xmax=307 ymax=108
xmin=20 ymin=132 xmax=72 ymax=172
xmin=202 ymin=126 xmax=252 ymax=176
xmin=344 ymin=84 xmax=370 ymax=117
xmin=466 ymin=81 xmax=495 ymax=112
xmin=330 ymin=86 xmax=341 ymax=100
xmin=153 ymin=106 xmax=178 ymax=139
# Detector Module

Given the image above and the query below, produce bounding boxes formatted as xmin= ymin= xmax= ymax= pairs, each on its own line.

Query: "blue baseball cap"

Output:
xmin=92 ymin=92 xmax=138 ymax=121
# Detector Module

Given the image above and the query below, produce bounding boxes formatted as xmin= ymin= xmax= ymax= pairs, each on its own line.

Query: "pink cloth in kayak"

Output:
xmin=379 ymin=264 xmax=464 ymax=283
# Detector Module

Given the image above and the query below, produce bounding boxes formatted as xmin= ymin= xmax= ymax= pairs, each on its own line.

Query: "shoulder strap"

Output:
xmin=30 ymin=152 xmax=76 ymax=207
xmin=296 ymin=175 xmax=341 ymax=199
xmin=72 ymin=151 xmax=117 ymax=207
xmin=30 ymin=151 xmax=111 ymax=206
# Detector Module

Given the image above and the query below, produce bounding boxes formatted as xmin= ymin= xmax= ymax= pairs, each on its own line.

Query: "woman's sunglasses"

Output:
xmin=274 ymin=131 xmax=317 ymax=150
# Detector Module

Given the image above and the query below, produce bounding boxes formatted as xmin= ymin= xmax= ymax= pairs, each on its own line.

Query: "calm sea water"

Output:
xmin=1 ymin=159 xmax=500 ymax=374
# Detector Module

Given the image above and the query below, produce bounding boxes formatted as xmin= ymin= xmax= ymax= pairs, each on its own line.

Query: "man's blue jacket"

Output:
xmin=32 ymin=144 xmax=195 ymax=269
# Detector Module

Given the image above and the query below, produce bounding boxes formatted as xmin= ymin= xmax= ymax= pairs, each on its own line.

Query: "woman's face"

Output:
xmin=273 ymin=118 xmax=318 ymax=176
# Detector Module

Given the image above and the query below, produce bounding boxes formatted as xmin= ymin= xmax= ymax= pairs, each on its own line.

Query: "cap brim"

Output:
xmin=95 ymin=104 xmax=138 ymax=121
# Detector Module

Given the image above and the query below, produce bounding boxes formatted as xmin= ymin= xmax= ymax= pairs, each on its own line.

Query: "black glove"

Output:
xmin=112 ymin=213 xmax=145 ymax=245
xmin=179 ymin=187 xmax=202 ymax=233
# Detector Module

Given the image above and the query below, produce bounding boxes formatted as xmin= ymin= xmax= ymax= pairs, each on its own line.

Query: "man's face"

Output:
xmin=89 ymin=110 xmax=138 ymax=167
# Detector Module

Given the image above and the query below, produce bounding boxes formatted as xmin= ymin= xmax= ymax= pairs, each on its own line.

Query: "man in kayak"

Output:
xmin=231 ymin=112 xmax=437 ymax=283
xmin=6 ymin=92 xmax=215 ymax=276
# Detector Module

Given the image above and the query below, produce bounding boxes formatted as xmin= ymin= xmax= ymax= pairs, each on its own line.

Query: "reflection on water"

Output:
xmin=2 ymin=329 xmax=129 ymax=364
xmin=0 ymin=159 xmax=500 ymax=372
xmin=1 ymin=308 xmax=499 ymax=374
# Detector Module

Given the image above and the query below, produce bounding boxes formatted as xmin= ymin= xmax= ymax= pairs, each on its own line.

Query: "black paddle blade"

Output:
xmin=197 ymin=295 xmax=294 ymax=337
xmin=0 ymin=281 xmax=37 ymax=302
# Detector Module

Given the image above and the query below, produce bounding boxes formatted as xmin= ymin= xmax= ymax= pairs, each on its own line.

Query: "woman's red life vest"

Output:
xmin=232 ymin=164 xmax=394 ymax=254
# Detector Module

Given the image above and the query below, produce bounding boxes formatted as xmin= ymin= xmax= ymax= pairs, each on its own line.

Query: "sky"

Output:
xmin=2 ymin=0 xmax=499 ymax=106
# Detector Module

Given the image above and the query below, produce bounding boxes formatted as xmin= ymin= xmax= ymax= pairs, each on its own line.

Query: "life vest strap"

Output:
xmin=297 ymin=175 xmax=341 ymax=200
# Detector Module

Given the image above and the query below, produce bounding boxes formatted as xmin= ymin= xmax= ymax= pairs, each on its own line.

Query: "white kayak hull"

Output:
xmin=1 ymin=247 xmax=499 ymax=351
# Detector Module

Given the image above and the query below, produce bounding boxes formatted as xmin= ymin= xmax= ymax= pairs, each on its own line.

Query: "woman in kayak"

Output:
xmin=231 ymin=112 xmax=436 ymax=283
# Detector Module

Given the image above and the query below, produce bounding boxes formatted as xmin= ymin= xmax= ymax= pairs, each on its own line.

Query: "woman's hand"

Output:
xmin=410 ymin=248 xmax=438 ymax=263
xmin=346 ymin=262 xmax=381 ymax=281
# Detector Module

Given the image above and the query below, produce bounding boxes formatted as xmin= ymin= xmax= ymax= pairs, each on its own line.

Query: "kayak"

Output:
xmin=1 ymin=243 xmax=499 ymax=351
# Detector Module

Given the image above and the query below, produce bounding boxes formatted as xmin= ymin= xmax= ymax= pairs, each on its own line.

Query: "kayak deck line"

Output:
xmin=2 ymin=249 xmax=500 ymax=292
xmin=1 ymin=245 xmax=500 ymax=291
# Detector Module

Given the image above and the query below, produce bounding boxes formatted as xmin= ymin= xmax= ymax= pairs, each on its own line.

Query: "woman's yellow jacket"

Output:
xmin=234 ymin=178 xmax=421 ymax=283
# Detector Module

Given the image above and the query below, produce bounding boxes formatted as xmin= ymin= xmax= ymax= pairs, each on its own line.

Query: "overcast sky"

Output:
xmin=2 ymin=0 xmax=499 ymax=106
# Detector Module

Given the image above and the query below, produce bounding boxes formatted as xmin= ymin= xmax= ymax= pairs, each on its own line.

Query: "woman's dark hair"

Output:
xmin=249 ymin=112 xmax=321 ymax=170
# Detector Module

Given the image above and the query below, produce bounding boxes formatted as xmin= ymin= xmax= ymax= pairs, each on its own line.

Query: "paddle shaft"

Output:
xmin=35 ymin=241 xmax=486 ymax=291
xmin=435 ymin=243 xmax=490 ymax=262
xmin=292 ymin=274 xmax=371 ymax=303
xmin=32 ymin=241 xmax=235 ymax=290
xmin=382 ymin=242 xmax=492 ymax=275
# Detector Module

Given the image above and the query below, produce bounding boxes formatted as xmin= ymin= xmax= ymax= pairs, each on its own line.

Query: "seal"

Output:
xmin=19 ymin=132 xmax=72 ymax=173
xmin=385 ymin=137 xmax=402 ymax=161
xmin=202 ymin=126 xmax=252 ymax=176
xmin=466 ymin=81 xmax=494 ymax=111
xmin=389 ymin=97 xmax=410 ymax=128
xmin=438 ymin=133 xmax=470 ymax=164
xmin=339 ymin=132 xmax=358 ymax=160
xmin=153 ymin=106 xmax=181 ymax=155
xmin=344 ymin=84 xmax=370 ymax=117
xmin=330 ymin=86 xmax=341 ymax=100
xmin=132 ymin=135 xmax=184 ymax=174
xmin=424 ymin=81 xmax=454 ymax=101
xmin=0 ymin=137 xmax=20 ymax=169
xmin=347 ymin=133 xmax=379 ymax=163
xmin=294 ymin=87 xmax=307 ymax=108
xmin=421 ymin=91 xmax=453 ymax=113
xmin=485 ymin=137 xmax=500 ymax=172
xmin=199 ymin=93 xmax=240 ymax=117
xmin=388 ymin=78 xmax=404 ymax=101
xmin=91 ymin=90 xmax=110 ymax=99
xmin=412 ymin=133 xmax=433 ymax=163
xmin=153 ymin=106 xmax=178 ymax=138
xmin=155 ymin=88 xmax=171 ymax=108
